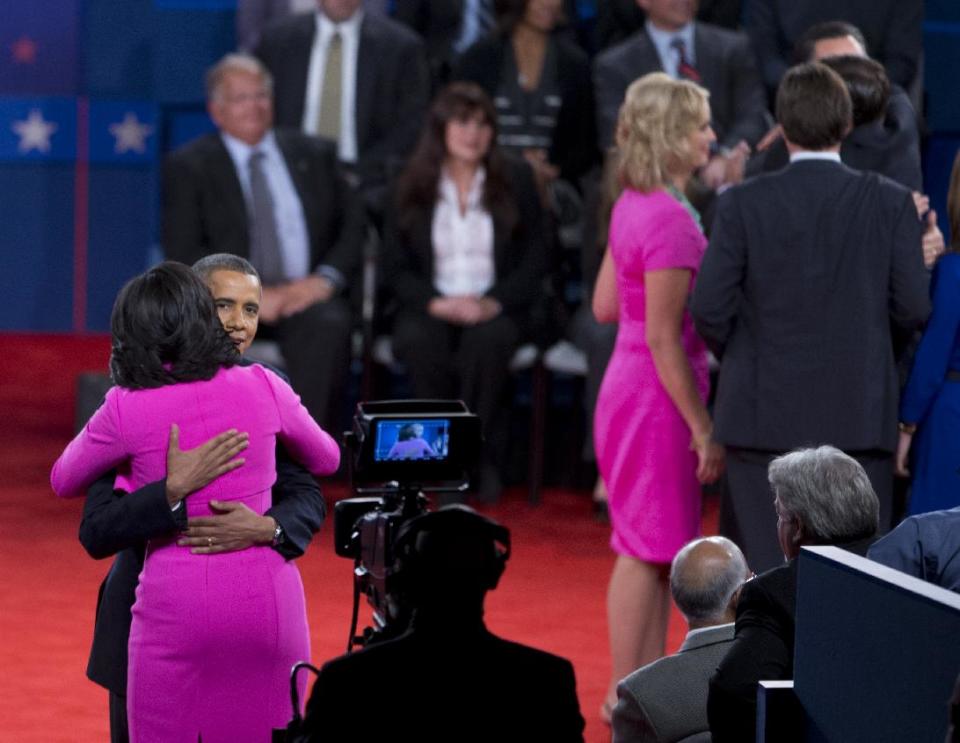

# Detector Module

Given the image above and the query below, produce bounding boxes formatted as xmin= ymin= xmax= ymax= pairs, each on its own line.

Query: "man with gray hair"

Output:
xmin=613 ymin=537 xmax=750 ymax=742
xmin=708 ymin=445 xmax=879 ymax=742
xmin=163 ymin=52 xmax=365 ymax=434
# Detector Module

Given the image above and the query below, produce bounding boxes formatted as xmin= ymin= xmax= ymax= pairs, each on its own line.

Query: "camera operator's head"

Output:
xmin=393 ymin=505 xmax=510 ymax=621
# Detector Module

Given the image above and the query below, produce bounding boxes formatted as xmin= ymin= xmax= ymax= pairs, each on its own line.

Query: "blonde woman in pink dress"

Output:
xmin=51 ymin=262 xmax=340 ymax=742
xmin=592 ymin=73 xmax=725 ymax=721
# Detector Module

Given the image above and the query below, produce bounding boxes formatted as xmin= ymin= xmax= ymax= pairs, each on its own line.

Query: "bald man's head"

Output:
xmin=670 ymin=537 xmax=750 ymax=628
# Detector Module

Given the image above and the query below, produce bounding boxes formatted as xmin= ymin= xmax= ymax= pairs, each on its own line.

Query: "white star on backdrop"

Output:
xmin=12 ymin=109 xmax=58 ymax=153
xmin=108 ymin=112 xmax=154 ymax=154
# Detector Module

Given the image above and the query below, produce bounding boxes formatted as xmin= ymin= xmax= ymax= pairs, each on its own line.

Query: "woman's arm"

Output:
xmin=263 ymin=368 xmax=341 ymax=476
xmin=51 ymin=391 xmax=129 ymax=499
xmin=592 ymin=247 xmax=619 ymax=323
xmin=645 ymin=268 xmax=724 ymax=483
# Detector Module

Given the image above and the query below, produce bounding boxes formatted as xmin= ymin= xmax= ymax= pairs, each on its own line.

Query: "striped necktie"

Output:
xmin=670 ymin=37 xmax=701 ymax=83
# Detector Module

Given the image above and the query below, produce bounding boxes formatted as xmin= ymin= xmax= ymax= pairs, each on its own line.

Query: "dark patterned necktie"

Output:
xmin=670 ymin=37 xmax=701 ymax=83
xmin=248 ymin=150 xmax=284 ymax=285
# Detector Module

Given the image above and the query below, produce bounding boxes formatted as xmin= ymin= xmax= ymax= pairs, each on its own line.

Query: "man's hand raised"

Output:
xmin=165 ymin=424 xmax=249 ymax=506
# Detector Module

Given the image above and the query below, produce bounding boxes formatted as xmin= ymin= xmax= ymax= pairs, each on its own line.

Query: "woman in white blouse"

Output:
xmin=384 ymin=82 xmax=548 ymax=500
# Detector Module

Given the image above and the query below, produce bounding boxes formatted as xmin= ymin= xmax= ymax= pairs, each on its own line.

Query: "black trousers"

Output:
xmin=720 ymin=447 xmax=894 ymax=574
xmin=109 ymin=691 xmax=129 ymax=743
xmin=257 ymin=296 xmax=353 ymax=434
xmin=392 ymin=310 xmax=521 ymax=470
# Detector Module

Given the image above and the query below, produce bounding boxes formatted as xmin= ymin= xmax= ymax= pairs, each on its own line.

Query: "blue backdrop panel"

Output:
xmin=0 ymin=1 xmax=81 ymax=95
xmin=0 ymin=98 xmax=77 ymax=162
xmin=86 ymin=169 xmax=158 ymax=331
xmin=927 ymin=0 xmax=960 ymax=22
xmin=0 ymin=165 xmax=76 ymax=331
xmin=90 ymin=102 xmax=159 ymax=164
xmin=165 ymin=106 xmax=217 ymax=150
xmin=153 ymin=10 xmax=237 ymax=104
xmin=82 ymin=0 xmax=158 ymax=99
xmin=923 ymin=22 xmax=960 ymax=133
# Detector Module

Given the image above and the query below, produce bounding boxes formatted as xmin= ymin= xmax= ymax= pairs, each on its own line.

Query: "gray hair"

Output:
xmin=670 ymin=536 xmax=749 ymax=623
xmin=768 ymin=445 xmax=879 ymax=543
xmin=192 ymin=253 xmax=260 ymax=282
xmin=205 ymin=53 xmax=273 ymax=102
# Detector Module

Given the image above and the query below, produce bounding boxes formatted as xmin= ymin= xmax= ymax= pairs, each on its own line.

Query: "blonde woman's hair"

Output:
xmin=948 ymin=149 xmax=960 ymax=252
xmin=615 ymin=72 xmax=710 ymax=193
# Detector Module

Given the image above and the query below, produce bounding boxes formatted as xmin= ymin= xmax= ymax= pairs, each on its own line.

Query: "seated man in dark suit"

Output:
xmin=80 ymin=253 xmax=326 ymax=743
xmin=613 ymin=536 xmax=750 ymax=743
xmin=593 ymin=0 xmax=768 ymax=190
xmin=301 ymin=505 xmax=586 ymax=742
xmin=163 ymin=53 xmax=365 ymax=433
xmin=868 ymin=506 xmax=960 ymax=594
xmin=691 ymin=61 xmax=930 ymax=573
xmin=254 ymin=0 xmax=430 ymax=197
xmin=707 ymin=446 xmax=880 ymax=743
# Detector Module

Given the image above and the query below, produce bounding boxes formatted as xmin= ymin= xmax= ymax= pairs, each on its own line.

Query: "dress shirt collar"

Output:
xmin=789 ymin=150 xmax=842 ymax=164
xmin=439 ymin=165 xmax=486 ymax=211
xmin=645 ymin=19 xmax=696 ymax=77
xmin=315 ymin=6 xmax=363 ymax=45
xmin=684 ymin=622 xmax=734 ymax=643
xmin=220 ymin=128 xmax=279 ymax=165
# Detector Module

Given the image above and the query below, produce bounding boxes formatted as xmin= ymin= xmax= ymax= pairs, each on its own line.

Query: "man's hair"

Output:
xmin=670 ymin=537 xmax=749 ymax=623
xmin=821 ymin=55 xmax=890 ymax=127
xmin=192 ymin=253 xmax=260 ymax=282
xmin=793 ymin=20 xmax=868 ymax=64
xmin=616 ymin=72 xmax=710 ymax=193
xmin=768 ymin=445 xmax=879 ymax=544
xmin=205 ymin=53 xmax=273 ymax=101
xmin=776 ymin=62 xmax=852 ymax=150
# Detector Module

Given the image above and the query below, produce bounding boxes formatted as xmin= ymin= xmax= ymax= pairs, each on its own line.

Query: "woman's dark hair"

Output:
xmin=821 ymin=55 xmax=889 ymax=127
xmin=395 ymin=82 xmax=518 ymax=237
xmin=398 ymin=423 xmax=416 ymax=441
xmin=494 ymin=0 xmax=565 ymax=34
xmin=792 ymin=20 xmax=868 ymax=64
xmin=776 ymin=62 xmax=852 ymax=151
xmin=109 ymin=261 xmax=238 ymax=389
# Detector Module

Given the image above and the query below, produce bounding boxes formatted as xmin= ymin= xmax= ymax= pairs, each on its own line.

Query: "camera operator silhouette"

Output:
xmin=300 ymin=504 xmax=585 ymax=741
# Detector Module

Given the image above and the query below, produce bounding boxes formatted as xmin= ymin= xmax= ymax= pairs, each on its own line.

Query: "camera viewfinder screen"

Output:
xmin=374 ymin=419 xmax=450 ymax=462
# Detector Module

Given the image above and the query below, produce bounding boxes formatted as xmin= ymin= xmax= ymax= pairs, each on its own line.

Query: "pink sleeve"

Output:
xmin=50 ymin=388 xmax=129 ymax=498
xmin=262 ymin=368 xmax=341 ymax=475
xmin=642 ymin=207 xmax=706 ymax=273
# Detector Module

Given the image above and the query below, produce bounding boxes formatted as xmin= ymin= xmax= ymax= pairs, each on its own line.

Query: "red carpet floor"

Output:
xmin=0 ymin=333 xmax=717 ymax=742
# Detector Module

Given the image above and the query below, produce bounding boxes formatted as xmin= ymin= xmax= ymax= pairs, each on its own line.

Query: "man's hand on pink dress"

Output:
xmin=165 ymin=424 xmax=249 ymax=507
xmin=179 ymin=501 xmax=278 ymax=554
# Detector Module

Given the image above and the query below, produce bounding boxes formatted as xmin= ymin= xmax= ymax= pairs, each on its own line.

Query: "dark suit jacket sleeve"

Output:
xmin=867 ymin=518 xmax=924 ymax=580
xmin=309 ymin=137 xmax=366 ymax=286
xmin=162 ymin=151 xmax=207 ymax=265
xmin=690 ymin=188 xmax=746 ymax=356
xmin=887 ymin=189 xmax=930 ymax=332
xmin=742 ymin=0 xmax=786 ymax=93
xmin=551 ymin=658 xmax=588 ymax=743
xmin=877 ymin=1 xmax=922 ymax=91
xmin=265 ymin=443 xmax=325 ymax=559
xmin=593 ymin=50 xmax=626 ymax=151
xmin=382 ymin=185 xmax=438 ymax=313
xmin=719 ymin=31 xmax=769 ymax=149
xmin=707 ymin=578 xmax=792 ymax=743
xmin=612 ymin=683 xmax=658 ymax=743
xmin=486 ymin=160 xmax=549 ymax=314
xmin=552 ymin=41 xmax=600 ymax=182
xmin=79 ymin=474 xmax=183 ymax=560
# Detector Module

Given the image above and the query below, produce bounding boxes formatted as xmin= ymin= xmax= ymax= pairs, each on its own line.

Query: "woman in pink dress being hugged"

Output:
xmin=51 ymin=262 xmax=340 ymax=742
xmin=593 ymin=73 xmax=725 ymax=720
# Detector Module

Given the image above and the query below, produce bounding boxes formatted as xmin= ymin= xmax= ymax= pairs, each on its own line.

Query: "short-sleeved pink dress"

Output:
xmin=51 ymin=364 xmax=340 ymax=743
xmin=594 ymin=189 xmax=709 ymax=563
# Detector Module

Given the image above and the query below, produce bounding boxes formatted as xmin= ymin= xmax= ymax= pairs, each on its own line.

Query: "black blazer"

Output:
xmin=746 ymin=87 xmax=922 ymax=192
xmin=382 ymin=157 xmax=548 ymax=318
xmin=690 ymin=160 xmax=930 ymax=453
xmin=301 ymin=622 xmax=585 ymax=742
xmin=162 ymin=129 xmax=365 ymax=292
xmin=593 ymin=22 xmax=769 ymax=150
xmin=254 ymin=11 xmax=430 ymax=188
xmin=79 ymin=361 xmax=325 ymax=695
xmin=743 ymin=0 xmax=922 ymax=93
xmin=452 ymin=34 xmax=599 ymax=183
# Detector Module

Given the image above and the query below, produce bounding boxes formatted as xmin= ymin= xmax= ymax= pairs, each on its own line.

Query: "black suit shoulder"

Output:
xmin=362 ymin=8 xmax=425 ymax=49
xmin=256 ymin=9 xmax=314 ymax=49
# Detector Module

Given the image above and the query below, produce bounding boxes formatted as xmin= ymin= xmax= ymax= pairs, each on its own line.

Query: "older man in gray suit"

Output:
xmin=613 ymin=537 xmax=750 ymax=743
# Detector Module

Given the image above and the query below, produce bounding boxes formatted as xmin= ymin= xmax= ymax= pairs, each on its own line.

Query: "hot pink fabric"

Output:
xmin=594 ymin=189 xmax=709 ymax=563
xmin=51 ymin=364 xmax=340 ymax=742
